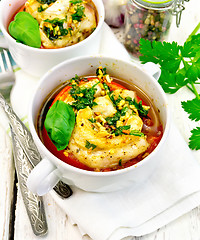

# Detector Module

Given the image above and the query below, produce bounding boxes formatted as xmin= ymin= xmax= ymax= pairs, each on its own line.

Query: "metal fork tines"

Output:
xmin=0 ymin=49 xmax=15 ymax=103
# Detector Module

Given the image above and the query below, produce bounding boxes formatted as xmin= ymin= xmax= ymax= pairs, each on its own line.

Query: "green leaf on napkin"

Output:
xmin=8 ymin=12 xmax=41 ymax=48
xmin=44 ymin=100 xmax=75 ymax=151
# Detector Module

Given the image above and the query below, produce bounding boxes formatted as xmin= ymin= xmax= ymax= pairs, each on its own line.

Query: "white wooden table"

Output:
xmin=1 ymin=1 xmax=200 ymax=239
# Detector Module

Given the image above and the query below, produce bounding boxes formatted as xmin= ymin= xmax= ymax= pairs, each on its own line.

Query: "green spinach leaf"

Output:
xmin=44 ymin=100 xmax=75 ymax=151
xmin=8 ymin=12 xmax=41 ymax=48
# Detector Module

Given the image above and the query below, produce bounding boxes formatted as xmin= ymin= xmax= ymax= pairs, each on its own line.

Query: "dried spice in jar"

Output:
xmin=124 ymin=0 xmax=174 ymax=57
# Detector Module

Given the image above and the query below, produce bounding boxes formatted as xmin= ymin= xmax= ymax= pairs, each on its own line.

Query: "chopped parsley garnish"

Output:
xmin=38 ymin=5 xmax=48 ymax=12
xmin=71 ymin=74 xmax=81 ymax=84
xmin=70 ymin=0 xmax=83 ymax=3
xmin=69 ymin=79 xmax=99 ymax=110
xmin=88 ymin=118 xmax=96 ymax=123
xmin=113 ymin=126 xmax=144 ymax=137
xmin=96 ymin=67 xmax=107 ymax=76
xmin=102 ymin=83 xmax=123 ymax=108
xmin=119 ymin=159 xmax=122 ymax=166
xmin=110 ymin=94 xmax=123 ymax=108
xmin=43 ymin=18 xmax=68 ymax=40
xmin=71 ymin=5 xmax=85 ymax=22
xmin=67 ymin=69 xmax=145 ymax=139
xmin=120 ymin=106 xmax=129 ymax=116
xmin=114 ymin=125 xmax=131 ymax=136
xmin=37 ymin=0 xmax=56 ymax=5
xmin=139 ymin=22 xmax=200 ymax=150
xmin=103 ymin=83 xmax=149 ymax=118
xmin=125 ymin=97 xmax=149 ymax=117
xmin=68 ymin=27 xmax=73 ymax=36
xmin=101 ymin=82 xmax=146 ymax=137
xmin=106 ymin=112 xmax=121 ymax=126
xmin=130 ymin=130 xmax=145 ymax=137
xmin=85 ymin=140 xmax=97 ymax=150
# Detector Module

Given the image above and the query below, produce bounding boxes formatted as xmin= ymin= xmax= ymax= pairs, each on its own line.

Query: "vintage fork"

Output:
xmin=0 ymin=49 xmax=73 ymax=199
xmin=0 ymin=49 xmax=72 ymax=234
xmin=0 ymin=48 xmax=48 ymax=236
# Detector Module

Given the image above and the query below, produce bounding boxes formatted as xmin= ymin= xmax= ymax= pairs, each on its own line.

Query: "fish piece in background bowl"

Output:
xmin=0 ymin=0 xmax=104 ymax=76
xmin=24 ymin=0 xmax=98 ymax=48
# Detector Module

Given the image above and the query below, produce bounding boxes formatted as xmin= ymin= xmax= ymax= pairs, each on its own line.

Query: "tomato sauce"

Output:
xmin=37 ymin=76 xmax=163 ymax=172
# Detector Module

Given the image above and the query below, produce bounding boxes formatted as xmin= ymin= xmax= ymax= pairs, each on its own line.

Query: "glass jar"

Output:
xmin=124 ymin=0 xmax=174 ymax=57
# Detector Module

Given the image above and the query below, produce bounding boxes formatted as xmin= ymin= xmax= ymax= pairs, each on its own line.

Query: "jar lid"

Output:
xmin=142 ymin=0 xmax=174 ymax=3
xmin=135 ymin=0 xmax=175 ymax=8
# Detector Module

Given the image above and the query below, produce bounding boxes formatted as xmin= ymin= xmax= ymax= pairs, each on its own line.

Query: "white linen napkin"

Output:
xmin=1 ymin=23 xmax=200 ymax=240
xmin=50 ymin=121 xmax=200 ymax=240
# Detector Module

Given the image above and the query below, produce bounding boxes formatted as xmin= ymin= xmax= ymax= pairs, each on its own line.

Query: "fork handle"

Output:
xmin=0 ymin=93 xmax=73 ymax=199
xmin=0 ymin=93 xmax=42 ymax=165
xmin=10 ymin=124 xmax=48 ymax=236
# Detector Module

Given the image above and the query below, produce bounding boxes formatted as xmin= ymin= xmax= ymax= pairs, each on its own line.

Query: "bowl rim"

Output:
xmin=0 ymin=0 xmax=105 ymax=52
xmin=29 ymin=55 xmax=171 ymax=177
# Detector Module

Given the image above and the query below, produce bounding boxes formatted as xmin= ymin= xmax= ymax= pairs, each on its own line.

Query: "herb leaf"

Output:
xmin=139 ymin=38 xmax=181 ymax=73
xmin=106 ymin=112 xmax=121 ymax=126
xmin=85 ymin=140 xmax=97 ymax=150
xmin=158 ymin=69 xmax=187 ymax=94
xmin=96 ymin=67 xmax=107 ymax=76
xmin=189 ymin=127 xmax=200 ymax=150
xmin=186 ymin=34 xmax=200 ymax=61
xmin=70 ymin=0 xmax=82 ymax=3
xmin=130 ymin=130 xmax=145 ymax=137
xmin=8 ymin=12 xmax=41 ymax=48
xmin=114 ymin=125 xmax=131 ymax=136
xmin=88 ymin=118 xmax=96 ymax=123
xmin=44 ymin=100 xmax=75 ymax=151
xmin=181 ymin=98 xmax=200 ymax=121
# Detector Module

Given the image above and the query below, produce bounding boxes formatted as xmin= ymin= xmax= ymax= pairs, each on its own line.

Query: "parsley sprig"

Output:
xmin=139 ymin=22 xmax=200 ymax=150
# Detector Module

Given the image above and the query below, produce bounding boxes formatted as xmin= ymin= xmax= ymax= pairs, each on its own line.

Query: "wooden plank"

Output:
xmin=14 ymin=192 xmax=91 ymax=240
xmin=0 ymin=119 xmax=15 ymax=240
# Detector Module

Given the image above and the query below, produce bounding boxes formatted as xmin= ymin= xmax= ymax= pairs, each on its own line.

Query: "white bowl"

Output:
xmin=27 ymin=55 xmax=170 ymax=195
xmin=0 ymin=0 xmax=105 ymax=77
